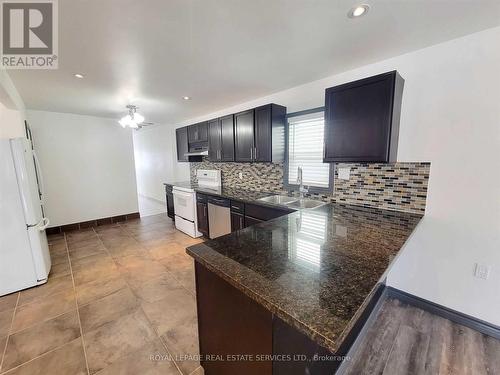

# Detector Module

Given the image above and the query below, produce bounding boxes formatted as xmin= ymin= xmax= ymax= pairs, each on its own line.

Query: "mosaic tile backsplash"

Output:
xmin=190 ymin=159 xmax=430 ymax=214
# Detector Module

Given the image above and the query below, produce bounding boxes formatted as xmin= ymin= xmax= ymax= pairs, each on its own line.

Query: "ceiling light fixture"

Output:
xmin=182 ymin=96 xmax=191 ymax=100
xmin=348 ymin=4 xmax=370 ymax=18
xmin=119 ymin=105 xmax=145 ymax=129
xmin=74 ymin=73 xmax=84 ymax=79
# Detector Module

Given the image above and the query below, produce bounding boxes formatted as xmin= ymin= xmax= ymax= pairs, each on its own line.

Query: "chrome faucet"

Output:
xmin=297 ymin=166 xmax=308 ymax=198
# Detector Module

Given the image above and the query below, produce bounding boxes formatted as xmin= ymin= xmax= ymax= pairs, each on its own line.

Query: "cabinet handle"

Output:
xmin=240 ymin=216 xmax=244 ymax=228
xmin=250 ymin=147 xmax=253 ymax=160
xmin=254 ymin=147 xmax=258 ymax=159
xmin=204 ymin=206 xmax=207 ymax=217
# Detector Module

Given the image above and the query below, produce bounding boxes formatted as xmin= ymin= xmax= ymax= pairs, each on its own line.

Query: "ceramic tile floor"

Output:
xmin=0 ymin=213 xmax=204 ymax=375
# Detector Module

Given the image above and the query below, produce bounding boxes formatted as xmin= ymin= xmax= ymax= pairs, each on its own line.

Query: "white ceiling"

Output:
xmin=9 ymin=0 xmax=500 ymax=125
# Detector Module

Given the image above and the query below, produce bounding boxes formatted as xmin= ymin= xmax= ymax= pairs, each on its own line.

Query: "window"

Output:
xmin=285 ymin=108 xmax=333 ymax=191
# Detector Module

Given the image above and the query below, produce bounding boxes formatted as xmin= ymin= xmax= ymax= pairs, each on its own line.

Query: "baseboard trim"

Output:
xmin=336 ymin=285 xmax=389 ymax=375
xmin=46 ymin=212 xmax=141 ymax=235
xmin=386 ymin=287 xmax=500 ymax=340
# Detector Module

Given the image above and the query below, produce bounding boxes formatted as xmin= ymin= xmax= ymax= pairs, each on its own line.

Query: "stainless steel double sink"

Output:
xmin=257 ymin=195 xmax=326 ymax=210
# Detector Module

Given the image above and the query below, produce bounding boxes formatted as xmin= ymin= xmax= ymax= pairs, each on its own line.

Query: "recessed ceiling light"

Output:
xmin=182 ymin=96 xmax=191 ymax=100
xmin=74 ymin=73 xmax=84 ymax=79
xmin=348 ymin=4 xmax=370 ymax=18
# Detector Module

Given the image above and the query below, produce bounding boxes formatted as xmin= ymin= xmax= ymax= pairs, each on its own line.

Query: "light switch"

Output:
xmin=338 ymin=167 xmax=351 ymax=180
xmin=474 ymin=263 xmax=491 ymax=280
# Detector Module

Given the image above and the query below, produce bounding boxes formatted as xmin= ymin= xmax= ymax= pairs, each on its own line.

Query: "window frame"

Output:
xmin=284 ymin=106 xmax=334 ymax=194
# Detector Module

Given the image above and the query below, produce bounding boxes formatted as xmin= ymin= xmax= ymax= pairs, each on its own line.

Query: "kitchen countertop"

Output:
xmin=186 ymin=202 xmax=422 ymax=353
xmin=164 ymin=181 xmax=285 ymax=209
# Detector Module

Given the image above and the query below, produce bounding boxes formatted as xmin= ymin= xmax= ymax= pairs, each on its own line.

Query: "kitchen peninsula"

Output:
xmin=187 ymin=200 xmax=422 ymax=374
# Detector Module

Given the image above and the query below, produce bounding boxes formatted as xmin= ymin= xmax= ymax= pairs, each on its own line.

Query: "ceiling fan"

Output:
xmin=118 ymin=105 xmax=154 ymax=130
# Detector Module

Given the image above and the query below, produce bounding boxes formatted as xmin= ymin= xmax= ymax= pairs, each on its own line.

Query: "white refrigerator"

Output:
xmin=0 ymin=137 xmax=51 ymax=296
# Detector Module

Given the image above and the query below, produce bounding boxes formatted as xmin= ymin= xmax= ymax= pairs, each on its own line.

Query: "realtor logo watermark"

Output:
xmin=1 ymin=0 xmax=58 ymax=69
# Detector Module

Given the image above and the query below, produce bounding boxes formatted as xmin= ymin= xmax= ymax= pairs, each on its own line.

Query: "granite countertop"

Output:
xmin=164 ymin=181 xmax=283 ymax=208
xmin=186 ymin=203 xmax=422 ymax=353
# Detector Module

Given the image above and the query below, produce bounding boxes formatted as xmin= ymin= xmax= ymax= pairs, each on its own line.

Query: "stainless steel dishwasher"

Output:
xmin=207 ymin=196 xmax=231 ymax=239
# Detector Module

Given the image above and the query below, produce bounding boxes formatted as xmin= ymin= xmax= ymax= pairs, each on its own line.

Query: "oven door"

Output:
xmin=173 ymin=189 xmax=195 ymax=221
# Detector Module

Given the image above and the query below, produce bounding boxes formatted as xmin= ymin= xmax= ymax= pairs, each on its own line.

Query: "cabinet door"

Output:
xmin=324 ymin=72 xmax=395 ymax=162
xmin=166 ymin=193 xmax=175 ymax=219
xmin=231 ymin=212 xmax=245 ymax=232
xmin=188 ymin=122 xmax=209 ymax=143
xmin=197 ymin=121 xmax=208 ymax=142
xmin=254 ymin=105 xmax=272 ymax=162
xmin=234 ymin=109 xmax=255 ymax=162
xmin=220 ymin=114 xmax=235 ymax=161
xmin=196 ymin=202 xmax=209 ymax=235
xmin=208 ymin=119 xmax=221 ymax=161
xmin=187 ymin=124 xmax=198 ymax=143
xmin=176 ymin=127 xmax=189 ymax=161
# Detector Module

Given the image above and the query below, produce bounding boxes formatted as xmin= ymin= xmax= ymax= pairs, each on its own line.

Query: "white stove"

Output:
xmin=173 ymin=169 xmax=221 ymax=237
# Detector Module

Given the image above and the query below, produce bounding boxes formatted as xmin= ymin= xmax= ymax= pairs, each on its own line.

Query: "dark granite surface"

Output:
xmin=164 ymin=181 xmax=283 ymax=209
xmin=186 ymin=203 xmax=422 ymax=353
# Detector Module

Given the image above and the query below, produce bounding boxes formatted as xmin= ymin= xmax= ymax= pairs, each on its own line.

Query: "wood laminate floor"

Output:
xmin=342 ymin=297 xmax=500 ymax=375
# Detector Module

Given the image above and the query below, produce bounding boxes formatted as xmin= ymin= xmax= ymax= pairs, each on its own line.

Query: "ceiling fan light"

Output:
xmin=119 ymin=115 xmax=134 ymax=127
xmin=133 ymin=112 xmax=144 ymax=124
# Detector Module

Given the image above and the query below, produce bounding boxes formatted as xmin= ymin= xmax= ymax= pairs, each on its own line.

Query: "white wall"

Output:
xmin=133 ymin=27 xmax=500 ymax=325
xmin=0 ymin=69 xmax=25 ymax=139
xmin=27 ymin=110 xmax=139 ymax=227
xmin=133 ymin=125 xmax=182 ymax=203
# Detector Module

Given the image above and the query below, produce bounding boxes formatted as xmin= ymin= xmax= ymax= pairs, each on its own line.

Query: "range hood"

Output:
xmin=184 ymin=150 xmax=208 ymax=156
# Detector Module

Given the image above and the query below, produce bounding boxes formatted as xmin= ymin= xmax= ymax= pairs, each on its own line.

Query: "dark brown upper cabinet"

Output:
xmin=176 ymin=127 xmax=189 ymax=162
xmin=323 ymin=71 xmax=404 ymax=163
xmin=188 ymin=121 xmax=208 ymax=143
xmin=234 ymin=109 xmax=255 ymax=162
xmin=234 ymin=104 xmax=286 ymax=162
xmin=208 ymin=119 xmax=221 ymax=161
xmin=208 ymin=115 xmax=235 ymax=162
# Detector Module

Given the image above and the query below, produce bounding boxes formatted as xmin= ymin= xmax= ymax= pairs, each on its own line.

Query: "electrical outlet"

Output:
xmin=238 ymin=172 xmax=243 ymax=180
xmin=335 ymin=225 xmax=347 ymax=237
xmin=474 ymin=263 xmax=491 ymax=280
xmin=338 ymin=167 xmax=351 ymax=180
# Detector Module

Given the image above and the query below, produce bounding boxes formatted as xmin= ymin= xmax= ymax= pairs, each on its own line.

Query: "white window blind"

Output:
xmin=288 ymin=112 xmax=330 ymax=188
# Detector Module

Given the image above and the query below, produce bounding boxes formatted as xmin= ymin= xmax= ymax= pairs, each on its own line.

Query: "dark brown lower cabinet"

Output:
xmin=196 ymin=262 xmax=273 ymax=375
xmin=165 ymin=185 xmax=174 ymax=220
xmin=244 ymin=215 xmax=264 ymax=227
xmin=273 ymin=318 xmax=342 ymax=375
xmin=230 ymin=212 xmax=245 ymax=231
xmin=195 ymin=262 xmax=342 ymax=375
xmin=196 ymin=202 xmax=209 ymax=236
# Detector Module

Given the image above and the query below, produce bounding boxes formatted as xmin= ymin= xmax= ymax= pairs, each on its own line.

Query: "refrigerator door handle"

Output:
xmin=32 ymin=150 xmax=45 ymax=203
xmin=37 ymin=217 xmax=50 ymax=231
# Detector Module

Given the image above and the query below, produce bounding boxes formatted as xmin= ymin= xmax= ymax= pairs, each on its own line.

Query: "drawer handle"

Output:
xmin=211 ymin=199 xmax=227 ymax=204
